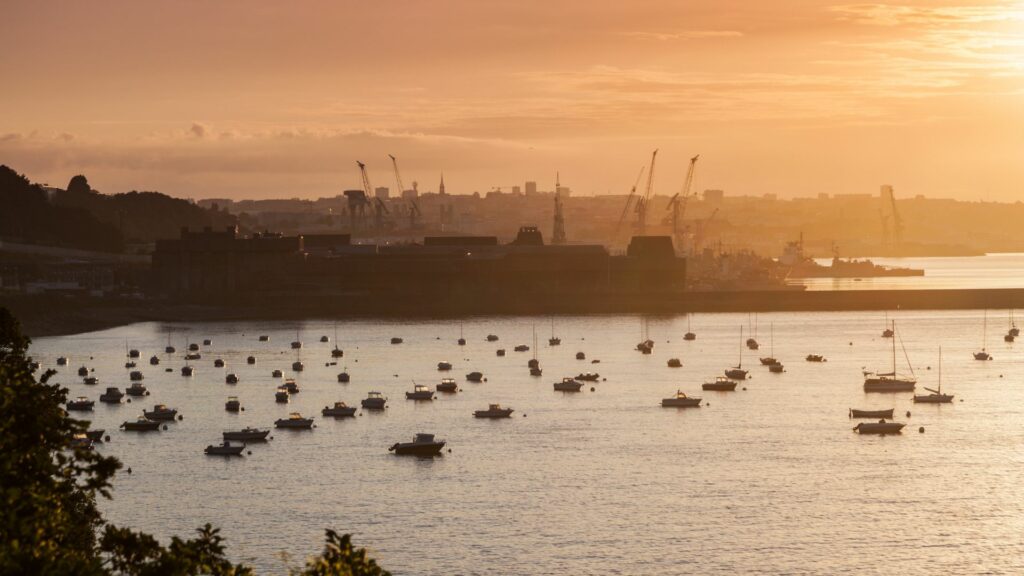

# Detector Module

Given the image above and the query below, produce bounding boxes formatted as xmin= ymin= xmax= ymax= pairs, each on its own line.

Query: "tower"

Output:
xmin=552 ymin=172 xmax=567 ymax=244
xmin=439 ymin=173 xmax=446 ymax=196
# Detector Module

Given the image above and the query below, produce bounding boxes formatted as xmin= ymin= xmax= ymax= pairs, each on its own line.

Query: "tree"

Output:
xmin=67 ymin=174 xmax=93 ymax=195
xmin=0 ymin=307 xmax=390 ymax=575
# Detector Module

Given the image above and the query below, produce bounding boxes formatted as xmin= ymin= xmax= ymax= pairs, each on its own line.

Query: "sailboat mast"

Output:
xmin=891 ymin=320 xmax=896 ymax=374
xmin=938 ymin=346 xmax=942 ymax=393
xmin=739 ymin=325 xmax=744 ymax=367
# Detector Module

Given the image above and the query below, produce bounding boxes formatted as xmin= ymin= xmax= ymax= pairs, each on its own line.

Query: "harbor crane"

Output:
xmin=614 ymin=165 xmax=646 ymax=241
xmin=635 ymin=149 xmax=658 ymax=235
xmin=692 ymin=207 xmax=719 ymax=254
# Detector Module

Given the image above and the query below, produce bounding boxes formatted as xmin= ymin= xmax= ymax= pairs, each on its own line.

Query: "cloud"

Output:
xmin=623 ymin=30 xmax=744 ymax=41
xmin=830 ymin=3 xmax=1024 ymax=26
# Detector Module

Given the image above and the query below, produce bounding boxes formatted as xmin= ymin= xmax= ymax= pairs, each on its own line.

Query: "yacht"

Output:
xmin=548 ymin=318 xmax=561 ymax=346
xmin=223 ymin=427 xmax=269 ymax=442
xmin=361 ymin=391 xmax=387 ymax=410
xmin=683 ymin=314 xmax=696 ymax=341
xmin=406 ymin=384 xmax=434 ymax=400
xmin=125 ymin=382 xmax=148 ymax=396
xmin=67 ymin=396 xmax=95 ymax=411
xmin=144 ymin=404 xmax=178 ymax=420
xmin=436 ymin=378 xmax=458 ymax=393
xmin=205 ymin=442 xmax=245 ymax=456
xmin=121 ymin=417 xmax=161 ymax=431
xmin=99 ymin=387 xmax=124 ymax=404
xmin=474 ymin=404 xmax=514 ymax=418
xmin=553 ymin=378 xmax=583 ymax=392
xmin=322 ymin=402 xmax=357 ymax=417
xmin=864 ymin=321 xmax=916 ymax=392
xmin=225 ymin=396 xmax=241 ymax=412
xmin=389 ymin=433 xmax=446 ymax=456
xmin=913 ymin=347 xmax=954 ymax=404
xmin=275 ymin=412 xmax=314 ymax=429
xmin=768 ymin=361 xmax=785 ymax=373
xmin=661 ymin=391 xmax=701 ymax=407
xmin=702 ymin=377 xmax=737 ymax=391
xmin=759 ymin=322 xmax=779 ymax=366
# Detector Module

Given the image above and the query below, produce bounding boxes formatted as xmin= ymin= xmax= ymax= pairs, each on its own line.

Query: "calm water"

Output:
xmin=793 ymin=252 xmax=1024 ymax=291
xmin=29 ymin=311 xmax=1024 ymax=575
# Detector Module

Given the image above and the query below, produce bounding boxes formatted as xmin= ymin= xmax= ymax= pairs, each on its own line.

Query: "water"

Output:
xmin=28 ymin=311 xmax=1024 ymax=574
xmin=791 ymin=252 xmax=1024 ymax=291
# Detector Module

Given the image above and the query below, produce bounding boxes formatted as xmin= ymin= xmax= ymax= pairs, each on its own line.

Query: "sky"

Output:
xmin=1 ymin=0 xmax=1023 ymax=200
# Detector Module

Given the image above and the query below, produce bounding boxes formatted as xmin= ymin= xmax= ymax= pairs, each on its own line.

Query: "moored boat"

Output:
xmin=226 ymin=373 xmax=239 ymax=384
xmin=849 ymin=408 xmax=894 ymax=419
xmin=125 ymin=382 xmax=148 ymax=396
xmin=576 ymin=372 xmax=600 ymax=381
xmin=67 ymin=396 xmax=95 ymax=411
xmin=322 ymin=401 xmax=357 ymax=417
xmin=437 ymin=361 xmax=453 ymax=371
xmin=99 ymin=387 xmax=124 ymax=404
xmin=205 ymin=441 xmax=245 ymax=456
xmin=406 ymin=384 xmax=434 ymax=400
xmin=275 ymin=386 xmax=289 ymax=402
xmin=389 ymin=433 xmax=446 ymax=456
xmin=853 ymin=420 xmax=905 ymax=435
xmin=337 ymin=372 xmax=350 ymax=383
xmin=465 ymin=371 xmax=484 ymax=382
xmin=436 ymin=378 xmax=458 ymax=392
xmin=702 ymin=377 xmax=737 ymax=391
xmin=223 ymin=427 xmax=269 ymax=442
xmin=144 ymin=404 xmax=178 ymax=421
xmin=225 ymin=396 xmax=241 ymax=412
xmin=474 ymin=404 xmax=514 ymax=418
xmin=667 ymin=358 xmax=682 ymax=368
xmin=275 ymin=412 xmax=314 ymax=429
xmin=913 ymin=347 xmax=954 ymax=404
xmin=121 ymin=417 xmax=161 ymax=431
xmin=553 ymin=377 xmax=583 ymax=392
xmin=361 ymin=391 xmax=387 ymax=410
xmin=661 ymin=391 xmax=701 ymax=407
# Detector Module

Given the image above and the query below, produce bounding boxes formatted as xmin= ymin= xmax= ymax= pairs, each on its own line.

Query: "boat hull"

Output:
xmin=702 ymin=381 xmax=737 ymax=391
xmin=854 ymin=422 xmax=905 ymax=434
xmin=390 ymin=442 xmax=445 ymax=456
xmin=223 ymin=430 xmax=269 ymax=441
xmin=322 ymin=407 xmax=357 ymax=417
xmin=662 ymin=398 xmax=701 ymax=407
xmin=850 ymin=409 xmax=894 ymax=419
xmin=912 ymin=394 xmax=954 ymax=404
xmin=474 ymin=409 xmax=514 ymax=418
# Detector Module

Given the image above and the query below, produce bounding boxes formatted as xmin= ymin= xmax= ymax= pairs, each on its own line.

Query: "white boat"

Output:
xmin=661 ymin=391 xmax=701 ymax=407
xmin=275 ymin=387 xmax=289 ymax=402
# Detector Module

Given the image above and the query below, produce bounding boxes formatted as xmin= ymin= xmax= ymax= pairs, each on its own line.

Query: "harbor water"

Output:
xmin=29 ymin=311 xmax=1024 ymax=574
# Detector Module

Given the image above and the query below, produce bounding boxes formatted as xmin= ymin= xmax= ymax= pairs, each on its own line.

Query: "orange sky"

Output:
xmin=1 ymin=1 xmax=1022 ymax=200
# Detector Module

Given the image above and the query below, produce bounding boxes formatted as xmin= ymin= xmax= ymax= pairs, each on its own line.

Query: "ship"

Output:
xmin=780 ymin=237 xmax=923 ymax=279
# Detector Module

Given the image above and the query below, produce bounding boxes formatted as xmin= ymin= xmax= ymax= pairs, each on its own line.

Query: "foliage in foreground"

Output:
xmin=0 ymin=307 xmax=390 ymax=575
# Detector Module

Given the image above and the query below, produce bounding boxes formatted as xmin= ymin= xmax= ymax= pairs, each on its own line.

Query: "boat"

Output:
xmin=805 ymin=354 xmax=826 ymax=362
xmin=214 ymin=358 xmax=225 ymax=368
xmin=391 ymin=337 xmax=403 ymax=344
xmin=496 ymin=349 xmax=506 ymax=356
xmin=514 ymin=345 xmax=529 ymax=352
xmin=474 ymin=404 xmax=514 ymax=418
xmin=759 ymin=322 xmax=778 ymax=365
xmin=576 ymin=352 xmax=586 ymax=360
xmin=882 ymin=311 xmax=894 ymax=338
xmin=67 ymin=396 xmax=95 ymax=411
xmin=57 ymin=356 xmax=68 ymax=366
xmin=683 ymin=314 xmax=696 ymax=340
xmin=85 ymin=429 xmax=105 ymax=442
xmin=282 ymin=379 xmax=299 ymax=394
xmin=436 ymin=378 xmax=458 ymax=393
xmin=331 ymin=322 xmax=344 ymax=357
xmin=165 ymin=332 xmax=176 ymax=354
xmin=247 ymin=356 xmax=257 ymax=364
xmin=144 ymin=404 xmax=178 ymax=420
xmin=271 ymin=369 xmax=283 ymax=378
xmin=913 ymin=347 xmax=954 ymax=404
xmin=702 ymin=377 xmax=737 ymax=391
xmin=746 ymin=313 xmax=759 ymax=349
xmin=189 ymin=342 xmax=200 ymax=352
xmin=149 ymin=355 xmax=160 ymax=365
xmin=458 ymin=322 xmax=466 ymax=346
xmin=78 ymin=366 xmax=89 ymax=377
xmin=320 ymin=335 xmax=329 ymax=343
xmin=124 ymin=360 xmax=136 ymax=369
xmin=225 ymin=396 xmax=241 ymax=412
xmin=99 ymin=387 xmax=124 ymax=403
xmin=466 ymin=371 xmax=484 ymax=382
xmin=437 ymin=361 xmax=453 ymax=371
xmin=576 ymin=372 xmax=600 ymax=381
xmin=853 ymin=420 xmax=905 ymax=435
xmin=361 ymin=391 xmax=387 ymax=410
xmin=553 ymin=377 xmax=583 ymax=392
xmin=274 ymin=412 xmax=314 ymax=429
xmin=322 ymin=401 xmax=357 ymax=417
xmin=292 ymin=361 xmax=304 ymax=372
xmin=203 ymin=339 xmax=212 ymax=346
xmin=121 ymin=417 xmax=161 ymax=431
xmin=225 ymin=373 xmax=239 ymax=384
xmin=184 ymin=352 xmax=201 ymax=361
xmin=768 ymin=362 xmax=785 ymax=373
xmin=637 ymin=317 xmax=654 ymax=353
xmin=125 ymin=382 xmax=148 ymax=396
xmin=406 ymin=384 xmax=434 ymax=400
xmin=486 ymin=334 xmax=499 ymax=342
xmin=83 ymin=376 xmax=99 ymax=385
xmin=275 ymin=387 xmax=289 ymax=402
xmin=529 ymin=367 xmax=543 ymax=376
xmin=1010 ymin=309 xmax=1020 ymax=337
xmin=126 ymin=370 xmax=143 ymax=381
xmin=661 ymin=391 xmax=701 ymax=407
xmin=223 ymin=427 xmax=269 ymax=442
xmin=389 ymin=433 xmax=446 ymax=456
xmin=667 ymin=358 xmax=682 ymax=368
xmin=127 ymin=347 xmax=140 ymax=358
xmin=548 ymin=318 xmax=561 ymax=346
xmin=291 ymin=330 xmax=302 ymax=349
xmin=849 ymin=408 xmax=894 ymax=419
xmin=864 ymin=321 xmax=917 ymax=392
xmin=259 ymin=335 xmax=270 ymax=342
xmin=974 ymin=309 xmax=992 ymax=360
xmin=725 ymin=326 xmax=748 ymax=380
xmin=181 ymin=365 xmax=194 ymax=377
xmin=70 ymin=433 xmax=93 ymax=450
xmin=337 ymin=371 xmax=350 ymax=383
xmin=205 ymin=442 xmax=245 ymax=456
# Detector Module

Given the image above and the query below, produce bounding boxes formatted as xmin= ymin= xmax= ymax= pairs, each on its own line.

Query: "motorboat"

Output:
xmin=205 ymin=442 xmax=245 ymax=456
xmin=390 ymin=337 xmax=403 ymax=344
xmin=320 ymin=335 xmax=329 ymax=343
xmin=530 ymin=367 xmax=543 ymax=377
xmin=67 ymin=396 xmax=95 ymax=411
xmin=84 ymin=376 xmax=99 ymax=385
xmin=129 ymin=371 xmax=144 ymax=381
xmin=185 ymin=352 xmax=201 ymax=361
xmin=275 ymin=387 xmax=289 ymax=402
xmin=203 ymin=339 xmax=212 ymax=346
xmin=223 ymin=427 xmax=269 ymax=442
xmin=99 ymin=387 xmax=124 ymax=403
xmin=247 ymin=356 xmax=257 ymax=365
xmin=1005 ymin=333 xmax=1015 ymax=343
xmin=667 ymin=358 xmax=682 ymax=368
xmin=225 ymin=396 xmax=241 ymax=412
xmin=121 ymin=417 xmax=161 ymax=431
xmin=486 ymin=334 xmax=499 ymax=342
xmin=636 ymin=340 xmax=654 ymax=354
xmin=275 ymin=412 xmax=314 ymax=429
xmin=576 ymin=372 xmax=600 ymax=381
xmin=259 ymin=335 xmax=270 ymax=342
xmin=746 ymin=338 xmax=759 ymax=350
xmin=57 ymin=356 xmax=69 ymax=366
xmin=271 ymin=369 xmax=283 ymax=378
xmin=214 ymin=358 xmax=225 ymax=368
xmin=331 ymin=347 xmax=344 ymax=358
xmin=282 ymin=379 xmax=300 ymax=394
xmin=149 ymin=355 xmax=160 ymax=365
xmin=406 ymin=384 xmax=434 ymax=400
xmin=181 ymin=365 xmax=195 ymax=377
xmin=549 ymin=337 xmax=561 ymax=346
xmin=361 ymin=391 xmax=387 ymax=410
xmin=849 ymin=408 xmax=894 ymax=419
xmin=913 ymin=347 xmax=954 ymax=404
xmin=576 ymin=352 xmax=586 ymax=360
xmin=322 ymin=402 xmax=357 ymax=417
xmin=292 ymin=361 xmax=304 ymax=372
xmin=768 ymin=362 xmax=785 ymax=373
xmin=337 ymin=372 xmax=350 ymax=383
xmin=702 ymin=377 xmax=737 ymax=391
xmin=805 ymin=354 xmax=826 ymax=362
xmin=437 ymin=361 xmax=453 ymax=371
xmin=474 ymin=404 xmax=514 ymax=418
xmin=436 ymin=378 xmax=458 ymax=393
xmin=70 ymin=434 xmax=94 ymax=450
xmin=291 ymin=340 xmax=302 ymax=349
xmin=189 ymin=343 xmax=199 ymax=352
xmin=78 ymin=366 xmax=89 ymax=377
xmin=226 ymin=373 xmax=239 ymax=384
xmin=144 ymin=404 xmax=178 ymax=421
xmin=661 ymin=391 xmax=701 ymax=407
xmin=554 ymin=378 xmax=583 ymax=392
xmin=853 ymin=420 xmax=905 ymax=435
xmin=973 ymin=351 xmax=991 ymax=361
xmin=389 ymin=433 xmax=446 ymax=456
xmin=465 ymin=371 xmax=484 ymax=382
xmin=514 ymin=345 xmax=529 ymax=352
xmin=125 ymin=382 xmax=148 ymax=396
xmin=128 ymin=348 xmax=140 ymax=358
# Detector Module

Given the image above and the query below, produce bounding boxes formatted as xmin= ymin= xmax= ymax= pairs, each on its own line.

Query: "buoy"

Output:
xmin=484 ymin=378 xmax=488 ymax=382
xmin=104 ymin=435 xmax=111 ymax=442
xmin=849 ymin=342 xmax=853 ymax=345
xmin=146 ymin=391 xmax=150 ymax=395
xmin=127 ymin=467 xmax=132 ymax=474
xmin=590 ymin=387 xmax=595 ymax=392
xmin=906 ymin=411 xmax=911 ymax=417
xmin=270 ymin=436 xmax=274 ymax=440
xmin=706 ymin=402 xmax=710 ymax=406
xmin=742 ymin=387 xmax=747 ymax=391
xmin=447 ymin=448 xmax=452 ymax=453
xmin=602 ymin=378 xmax=607 ymax=382
xmin=177 ymin=415 xmax=183 ymax=421
xmin=918 ymin=427 xmax=925 ymax=433
xmin=523 ymin=413 xmax=527 ymax=417
xmin=960 ymin=398 xmax=964 ymax=402
xmin=126 ymin=398 xmax=131 ymax=403
xmin=247 ymin=451 xmax=252 ymax=455
xmin=241 ymin=407 xmax=245 ymax=411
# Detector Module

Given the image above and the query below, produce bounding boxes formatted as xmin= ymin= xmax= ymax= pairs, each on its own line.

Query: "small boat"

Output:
xmin=882 ymin=311 xmax=893 ymax=338
xmin=247 ymin=356 xmax=257 ymax=364
xmin=362 ymin=391 xmax=387 ymax=410
xmin=761 ymin=326 xmax=778 ymax=366
xmin=661 ymin=391 xmax=701 ymax=407
xmin=214 ymin=358 xmax=225 ymax=368
xmin=271 ymin=369 xmax=283 ymax=378
xmin=853 ymin=420 xmax=905 ymax=435
xmin=83 ymin=376 xmax=99 ymax=385
xmin=973 ymin=350 xmax=991 ymax=361
xmin=406 ymin=384 xmax=434 ymax=400
xmin=144 ymin=404 xmax=178 ymax=420
xmin=684 ymin=315 xmax=696 ymax=341
xmin=530 ymin=367 xmax=543 ymax=376
xmin=759 ymin=357 xmax=777 ymax=366
xmin=637 ymin=340 xmax=654 ymax=354
xmin=667 ymin=358 xmax=682 ymax=368
xmin=436 ymin=378 xmax=458 ymax=393
xmin=185 ymin=352 xmax=201 ymax=361
xmin=554 ymin=378 xmax=583 ymax=392
xmin=437 ymin=361 xmax=453 ymax=371
xmin=189 ymin=343 xmax=200 ymax=352
xmin=99 ymin=387 xmax=124 ymax=403
xmin=225 ymin=396 xmax=241 ymax=412
xmin=124 ymin=361 xmax=136 ymax=369
xmin=129 ymin=371 xmax=144 ymax=381
xmin=322 ymin=401 xmax=357 ymax=417
xmin=128 ymin=348 xmax=140 ymax=358
xmin=390 ymin=337 xmax=403 ymax=345
xmin=864 ymin=322 xmax=916 ymax=391
xmin=746 ymin=338 xmax=759 ymax=350
xmin=275 ymin=387 xmax=289 ymax=402
xmin=57 ymin=356 xmax=69 ymax=366
xmin=67 ymin=396 xmax=95 ymax=411
xmin=225 ymin=373 xmax=239 ymax=384
xmin=181 ymin=365 xmax=194 ymax=377
xmin=292 ymin=361 xmax=304 ymax=372
xmin=913 ymin=347 xmax=954 ymax=404
xmin=389 ymin=433 xmax=446 ymax=456
xmin=474 ymin=404 xmax=514 ymax=418
xmin=702 ymin=377 xmax=737 ymax=391
xmin=725 ymin=326 xmax=748 ymax=379
xmin=165 ymin=345 xmax=175 ymax=353
xmin=768 ymin=362 xmax=785 ymax=373
xmin=548 ymin=318 xmax=560 ymax=346
xmin=149 ymin=355 xmax=160 ymax=365
xmin=320 ymin=335 xmax=329 ymax=343
xmin=496 ymin=349 xmax=506 ymax=356
xmin=1005 ymin=333 xmax=1015 ymax=343
xmin=849 ymin=408 xmax=894 ymax=419
xmin=205 ymin=442 xmax=245 ymax=456
xmin=576 ymin=352 xmax=586 ymax=360
xmin=331 ymin=347 xmax=343 ymax=358
xmin=275 ymin=412 xmax=314 ymax=429
xmin=70 ymin=433 xmax=94 ymax=450
xmin=337 ymin=372 xmax=350 ymax=383
xmin=223 ymin=427 xmax=269 ymax=442
xmin=85 ymin=429 xmax=105 ymax=442
xmin=576 ymin=372 xmax=600 ymax=381
xmin=528 ymin=359 xmax=539 ymax=369
xmin=259 ymin=335 xmax=270 ymax=342
xmin=805 ymin=354 xmax=826 ymax=362
xmin=458 ymin=338 xmax=466 ymax=346
xmin=514 ymin=345 xmax=529 ymax=352
xmin=125 ymin=382 xmax=147 ymax=396
xmin=78 ymin=366 xmax=89 ymax=377
xmin=486 ymin=334 xmax=499 ymax=342
xmin=202 ymin=339 xmax=212 ymax=346
xmin=291 ymin=341 xmax=302 ymax=349
xmin=282 ymin=379 xmax=300 ymax=394
xmin=121 ymin=417 xmax=161 ymax=431
xmin=466 ymin=371 xmax=484 ymax=382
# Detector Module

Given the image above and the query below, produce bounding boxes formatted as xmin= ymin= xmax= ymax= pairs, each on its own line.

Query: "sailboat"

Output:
xmin=331 ymin=322 xmax=343 ymax=358
xmin=636 ymin=317 xmax=654 ymax=353
xmin=759 ymin=322 xmax=780 ymax=367
xmin=1005 ymin=309 xmax=1017 ymax=342
xmin=913 ymin=346 xmax=954 ymax=403
xmin=548 ymin=318 xmax=561 ymax=346
xmin=458 ymin=322 xmax=466 ymax=346
xmin=683 ymin=314 xmax=696 ymax=341
xmin=863 ymin=321 xmax=916 ymax=391
xmin=291 ymin=329 xmax=302 ymax=350
xmin=124 ymin=340 xmax=136 ymax=369
xmin=746 ymin=313 xmax=759 ymax=350
xmin=725 ymin=326 xmax=748 ymax=380
xmin=164 ymin=330 xmax=176 ymax=354
xmin=529 ymin=326 xmax=542 ymax=376
xmin=882 ymin=311 xmax=894 ymax=338
xmin=181 ymin=339 xmax=195 ymax=376
xmin=974 ymin=310 xmax=992 ymax=360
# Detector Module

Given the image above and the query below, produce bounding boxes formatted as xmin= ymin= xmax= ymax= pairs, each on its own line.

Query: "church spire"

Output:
xmin=439 ymin=173 xmax=446 ymax=195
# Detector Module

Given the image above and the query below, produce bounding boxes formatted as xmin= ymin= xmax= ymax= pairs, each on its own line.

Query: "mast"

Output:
xmin=938 ymin=346 xmax=942 ymax=393
xmin=739 ymin=325 xmax=744 ymax=368
xmin=770 ymin=322 xmax=774 ymax=357
xmin=891 ymin=320 xmax=897 ymax=375
xmin=983 ymin=309 xmax=988 ymax=351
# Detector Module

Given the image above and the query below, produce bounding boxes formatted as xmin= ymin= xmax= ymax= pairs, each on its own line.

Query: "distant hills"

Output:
xmin=0 ymin=166 xmax=236 ymax=253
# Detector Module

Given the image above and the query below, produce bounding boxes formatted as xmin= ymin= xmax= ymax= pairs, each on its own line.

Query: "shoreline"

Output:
xmin=7 ymin=287 xmax=1024 ymax=338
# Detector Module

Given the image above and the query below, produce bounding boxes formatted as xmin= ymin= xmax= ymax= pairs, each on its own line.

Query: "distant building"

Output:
xmin=374 ymin=187 xmax=389 ymax=200
xmin=401 ymin=188 xmax=418 ymax=200
xmin=818 ymin=193 xmax=830 ymax=200
xmin=512 ymin=186 xmax=521 ymax=195
xmin=703 ymin=189 xmax=724 ymax=204
xmin=525 ymin=181 xmax=537 ymax=196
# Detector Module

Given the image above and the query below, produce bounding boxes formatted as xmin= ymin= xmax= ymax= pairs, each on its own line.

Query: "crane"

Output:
xmin=692 ymin=207 xmax=719 ymax=254
xmin=408 ymin=198 xmax=422 ymax=229
xmin=636 ymin=149 xmax=658 ymax=235
xmin=888 ymin=187 xmax=903 ymax=247
xmin=388 ymin=154 xmax=406 ymax=197
xmin=613 ymin=165 xmax=646 ymax=241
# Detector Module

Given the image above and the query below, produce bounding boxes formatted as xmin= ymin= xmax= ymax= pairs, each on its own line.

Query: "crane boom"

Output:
xmin=637 ymin=149 xmax=658 ymax=235
xmin=356 ymin=161 xmax=374 ymax=198
xmin=388 ymin=154 xmax=406 ymax=198
xmin=614 ymin=165 xmax=646 ymax=240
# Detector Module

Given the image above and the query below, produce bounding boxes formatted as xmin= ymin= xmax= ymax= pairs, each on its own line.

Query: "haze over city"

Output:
xmin=2 ymin=0 xmax=1023 ymax=200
